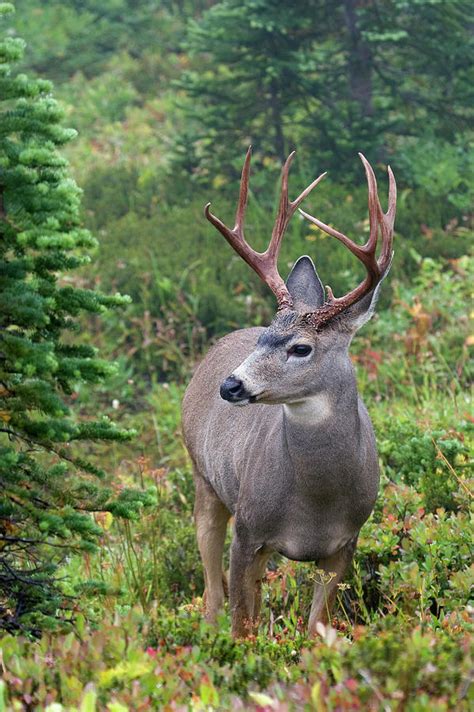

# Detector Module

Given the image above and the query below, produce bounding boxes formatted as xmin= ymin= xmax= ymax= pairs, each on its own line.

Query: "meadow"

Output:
xmin=0 ymin=1 xmax=472 ymax=710
xmin=2 ymin=253 xmax=472 ymax=709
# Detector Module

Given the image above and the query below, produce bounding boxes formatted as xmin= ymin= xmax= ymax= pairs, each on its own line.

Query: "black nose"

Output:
xmin=220 ymin=375 xmax=248 ymax=402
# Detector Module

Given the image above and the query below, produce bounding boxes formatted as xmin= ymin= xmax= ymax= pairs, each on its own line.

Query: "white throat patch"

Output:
xmin=284 ymin=393 xmax=333 ymax=426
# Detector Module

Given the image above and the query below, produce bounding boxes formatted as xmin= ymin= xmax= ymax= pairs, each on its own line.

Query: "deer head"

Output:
xmin=205 ymin=148 xmax=396 ymax=405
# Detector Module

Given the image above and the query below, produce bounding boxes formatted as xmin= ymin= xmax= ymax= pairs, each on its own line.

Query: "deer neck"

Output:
xmin=282 ymin=357 xmax=361 ymax=460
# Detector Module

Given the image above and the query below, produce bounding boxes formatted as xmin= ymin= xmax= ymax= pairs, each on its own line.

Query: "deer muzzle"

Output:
xmin=220 ymin=375 xmax=251 ymax=403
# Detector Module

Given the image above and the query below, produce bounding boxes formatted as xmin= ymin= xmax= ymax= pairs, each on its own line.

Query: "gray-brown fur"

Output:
xmin=182 ymin=255 xmax=388 ymax=638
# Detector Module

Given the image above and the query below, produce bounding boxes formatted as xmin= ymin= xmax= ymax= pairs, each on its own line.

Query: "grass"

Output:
xmin=0 ymin=256 xmax=472 ymax=710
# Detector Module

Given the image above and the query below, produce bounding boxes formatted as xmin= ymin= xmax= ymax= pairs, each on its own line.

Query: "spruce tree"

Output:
xmin=0 ymin=2 xmax=148 ymax=633
xmin=174 ymin=0 xmax=322 ymax=178
xmin=175 ymin=0 xmax=473 ymax=183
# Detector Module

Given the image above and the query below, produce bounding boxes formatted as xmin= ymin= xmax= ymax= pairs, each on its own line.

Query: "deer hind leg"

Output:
xmin=308 ymin=536 xmax=358 ymax=638
xmin=229 ymin=537 xmax=269 ymax=638
xmin=194 ymin=474 xmax=230 ymax=624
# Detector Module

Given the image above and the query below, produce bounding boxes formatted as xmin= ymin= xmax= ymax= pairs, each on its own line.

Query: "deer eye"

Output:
xmin=288 ymin=344 xmax=312 ymax=357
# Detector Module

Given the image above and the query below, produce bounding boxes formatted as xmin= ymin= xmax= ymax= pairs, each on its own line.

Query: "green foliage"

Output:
xmin=0 ymin=450 xmax=471 ymax=709
xmin=353 ymin=254 xmax=472 ymax=401
xmin=398 ymin=136 xmax=474 ymax=213
xmin=379 ymin=423 xmax=470 ymax=508
xmin=0 ymin=0 xmax=471 ymax=708
xmin=12 ymin=0 xmax=176 ymax=82
xmin=174 ymin=0 xmax=474 ymax=186
xmin=177 ymin=0 xmax=321 ymax=167
xmin=0 ymin=3 xmax=144 ymax=634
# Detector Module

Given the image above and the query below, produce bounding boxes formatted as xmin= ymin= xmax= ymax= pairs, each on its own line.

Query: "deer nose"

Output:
xmin=220 ymin=375 xmax=248 ymax=402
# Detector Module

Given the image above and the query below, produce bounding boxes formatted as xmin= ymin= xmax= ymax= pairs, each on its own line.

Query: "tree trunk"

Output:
xmin=269 ymin=80 xmax=286 ymax=163
xmin=342 ymin=0 xmax=373 ymax=118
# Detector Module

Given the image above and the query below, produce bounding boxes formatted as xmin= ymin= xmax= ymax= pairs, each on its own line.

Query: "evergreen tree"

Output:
xmin=357 ymin=0 xmax=473 ymax=144
xmin=174 ymin=0 xmax=322 ymax=179
xmin=174 ymin=0 xmax=473 ymax=184
xmin=0 ymin=2 xmax=150 ymax=633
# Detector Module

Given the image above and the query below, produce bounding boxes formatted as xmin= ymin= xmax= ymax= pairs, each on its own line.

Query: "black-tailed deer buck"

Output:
xmin=182 ymin=148 xmax=396 ymax=638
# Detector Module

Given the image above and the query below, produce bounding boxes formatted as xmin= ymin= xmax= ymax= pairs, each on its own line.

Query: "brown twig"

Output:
xmin=431 ymin=438 xmax=473 ymax=499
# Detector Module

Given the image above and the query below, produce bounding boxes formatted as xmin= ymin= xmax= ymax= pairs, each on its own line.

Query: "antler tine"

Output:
xmin=358 ymin=152 xmax=382 ymax=255
xmin=380 ymin=165 xmax=397 ymax=267
xmin=293 ymin=171 xmax=328 ymax=209
xmin=298 ymin=208 xmax=368 ymax=263
xmin=268 ymin=152 xmax=326 ymax=259
xmin=360 ymin=153 xmax=397 ymax=274
xmin=204 ymin=147 xmax=255 ymax=268
xmin=205 ymin=147 xmax=327 ymax=311
xmin=268 ymin=151 xmax=295 ymax=255
xmin=234 ymin=145 xmax=252 ymax=233
xmin=387 ymin=166 xmax=397 ymax=223
xmin=299 ymin=155 xmax=396 ymax=323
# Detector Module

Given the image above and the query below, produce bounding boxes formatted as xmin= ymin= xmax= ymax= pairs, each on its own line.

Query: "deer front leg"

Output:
xmin=194 ymin=474 xmax=230 ymax=624
xmin=252 ymin=550 xmax=270 ymax=632
xmin=229 ymin=536 xmax=268 ymax=638
xmin=308 ymin=536 xmax=358 ymax=637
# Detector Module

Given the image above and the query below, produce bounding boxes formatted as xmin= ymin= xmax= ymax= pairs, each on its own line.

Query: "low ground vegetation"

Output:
xmin=1 ymin=253 xmax=472 ymax=710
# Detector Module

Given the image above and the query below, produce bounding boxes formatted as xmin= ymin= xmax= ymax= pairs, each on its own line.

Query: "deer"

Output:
xmin=182 ymin=147 xmax=396 ymax=638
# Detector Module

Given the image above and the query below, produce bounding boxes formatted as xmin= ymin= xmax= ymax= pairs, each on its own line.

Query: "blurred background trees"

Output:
xmin=7 ymin=0 xmax=472 ymax=383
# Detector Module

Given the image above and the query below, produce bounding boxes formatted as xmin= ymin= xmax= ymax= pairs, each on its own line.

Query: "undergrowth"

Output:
xmin=0 ymin=259 xmax=472 ymax=709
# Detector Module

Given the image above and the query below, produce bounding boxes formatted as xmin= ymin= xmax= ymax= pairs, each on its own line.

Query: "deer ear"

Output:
xmin=339 ymin=254 xmax=393 ymax=332
xmin=286 ymin=255 xmax=325 ymax=311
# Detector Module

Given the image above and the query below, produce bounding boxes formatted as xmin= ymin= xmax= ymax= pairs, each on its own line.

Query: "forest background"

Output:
xmin=0 ymin=0 xmax=472 ymax=709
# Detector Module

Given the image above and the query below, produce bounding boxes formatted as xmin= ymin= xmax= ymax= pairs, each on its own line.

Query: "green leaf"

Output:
xmin=79 ymin=688 xmax=97 ymax=712
xmin=248 ymin=691 xmax=278 ymax=708
xmin=0 ymin=681 xmax=6 ymax=712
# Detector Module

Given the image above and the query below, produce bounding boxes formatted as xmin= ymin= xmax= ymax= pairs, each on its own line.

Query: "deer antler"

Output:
xmin=205 ymin=146 xmax=326 ymax=311
xmin=299 ymin=153 xmax=396 ymax=327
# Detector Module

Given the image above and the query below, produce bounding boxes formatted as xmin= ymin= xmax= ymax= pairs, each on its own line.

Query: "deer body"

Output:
xmin=182 ymin=149 xmax=396 ymax=637
xmin=183 ymin=327 xmax=378 ymax=563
